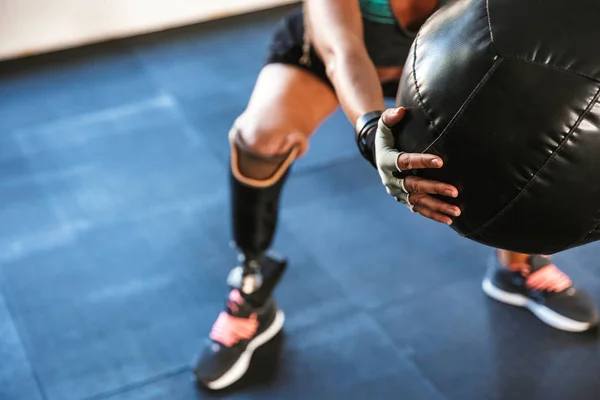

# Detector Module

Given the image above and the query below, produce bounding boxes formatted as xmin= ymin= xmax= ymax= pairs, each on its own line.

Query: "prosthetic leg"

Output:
xmin=193 ymin=129 xmax=298 ymax=390
xmin=226 ymin=128 xmax=300 ymax=305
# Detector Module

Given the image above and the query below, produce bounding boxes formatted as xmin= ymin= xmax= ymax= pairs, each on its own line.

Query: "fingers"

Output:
xmin=397 ymin=153 xmax=443 ymax=171
xmin=403 ymin=176 xmax=458 ymax=198
xmin=413 ymin=204 xmax=455 ymax=225
xmin=381 ymin=107 xmax=406 ymax=127
xmin=410 ymin=193 xmax=461 ymax=225
xmin=379 ymin=109 xmax=444 ymax=173
xmin=410 ymin=193 xmax=461 ymax=217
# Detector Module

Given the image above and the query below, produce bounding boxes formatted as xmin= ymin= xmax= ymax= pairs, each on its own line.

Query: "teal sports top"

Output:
xmin=358 ymin=0 xmax=453 ymax=66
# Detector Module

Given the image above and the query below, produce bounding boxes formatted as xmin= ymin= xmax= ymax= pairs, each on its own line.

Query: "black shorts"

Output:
xmin=265 ymin=8 xmax=332 ymax=89
xmin=265 ymin=7 xmax=399 ymax=98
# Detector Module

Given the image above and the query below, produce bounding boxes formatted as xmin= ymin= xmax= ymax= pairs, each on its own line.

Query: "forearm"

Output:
xmin=321 ymin=48 xmax=384 ymax=167
xmin=325 ymin=48 xmax=386 ymax=125
xmin=302 ymin=0 xmax=385 ymax=166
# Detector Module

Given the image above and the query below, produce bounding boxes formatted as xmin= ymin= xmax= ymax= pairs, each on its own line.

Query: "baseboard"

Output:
xmin=0 ymin=0 xmax=300 ymax=61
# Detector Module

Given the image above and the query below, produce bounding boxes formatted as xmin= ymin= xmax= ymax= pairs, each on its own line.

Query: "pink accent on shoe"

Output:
xmin=524 ymin=264 xmax=572 ymax=293
xmin=209 ymin=290 xmax=260 ymax=347
xmin=229 ymin=289 xmax=244 ymax=304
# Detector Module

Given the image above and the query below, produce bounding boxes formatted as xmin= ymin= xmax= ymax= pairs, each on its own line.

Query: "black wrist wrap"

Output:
xmin=354 ymin=111 xmax=383 ymax=168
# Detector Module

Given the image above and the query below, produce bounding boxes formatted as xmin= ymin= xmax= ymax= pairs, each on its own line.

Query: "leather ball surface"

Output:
xmin=394 ymin=0 xmax=600 ymax=254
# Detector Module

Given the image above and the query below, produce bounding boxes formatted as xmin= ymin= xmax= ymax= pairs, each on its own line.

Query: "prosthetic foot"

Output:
xmin=194 ymin=129 xmax=295 ymax=390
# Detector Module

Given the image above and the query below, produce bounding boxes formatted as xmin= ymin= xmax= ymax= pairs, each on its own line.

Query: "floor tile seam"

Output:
xmin=0 ymin=270 xmax=50 ymax=400
xmin=79 ymin=365 xmax=189 ymax=400
xmin=0 ymin=189 xmax=228 ymax=265
xmin=10 ymin=96 xmax=171 ymax=137
xmin=359 ymin=306 xmax=450 ymax=400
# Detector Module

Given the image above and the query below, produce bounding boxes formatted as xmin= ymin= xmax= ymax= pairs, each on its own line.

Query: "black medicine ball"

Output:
xmin=395 ymin=0 xmax=600 ymax=254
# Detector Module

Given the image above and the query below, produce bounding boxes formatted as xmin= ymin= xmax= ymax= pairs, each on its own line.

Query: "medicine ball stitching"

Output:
xmin=485 ymin=0 xmax=597 ymax=82
xmin=581 ymin=222 xmax=600 ymax=244
xmin=414 ymin=0 xmax=600 ymax=243
xmin=412 ymin=1 xmax=501 ymax=154
xmin=420 ymin=58 xmax=503 ymax=154
xmin=484 ymin=0 xmax=600 ymax=246
xmin=465 ymin=85 xmax=600 ymax=240
xmin=574 ymin=218 xmax=600 ymax=250
xmin=498 ymin=55 xmax=600 ymax=83
xmin=401 ymin=0 xmax=600 ymax=251
xmin=410 ymin=31 xmax=441 ymax=139
xmin=484 ymin=0 xmax=499 ymax=55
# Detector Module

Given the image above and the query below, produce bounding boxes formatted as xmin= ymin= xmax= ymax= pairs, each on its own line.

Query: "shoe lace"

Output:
xmin=524 ymin=264 xmax=572 ymax=293
xmin=209 ymin=290 xmax=259 ymax=347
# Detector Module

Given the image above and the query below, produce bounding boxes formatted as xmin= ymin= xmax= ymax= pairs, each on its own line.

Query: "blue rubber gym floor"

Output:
xmin=2 ymin=5 xmax=600 ymax=400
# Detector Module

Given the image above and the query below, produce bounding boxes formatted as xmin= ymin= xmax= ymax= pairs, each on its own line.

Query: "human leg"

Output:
xmin=227 ymin=61 xmax=337 ymax=302
xmin=482 ymin=249 xmax=598 ymax=332
xmin=193 ymin=61 xmax=338 ymax=389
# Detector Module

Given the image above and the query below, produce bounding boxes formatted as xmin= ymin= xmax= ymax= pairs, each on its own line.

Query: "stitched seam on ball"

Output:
xmin=413 ymin=2 xmax=501 ymax=150
xmin=500 ymin=56 xmax=599 ymax=83
xmin=484 ymin=0 xmax=499 ymax=56
xmin=486 ymin=0 xmax=596 ymax=81
xmin=465 ymin=84 xmax=600 ymax=238
xmin=570 ymin=218 xmax=600 ymax=249
xmin=411 ymin=31 xmax=441 ymax=137
xmin=422 ymin=58 xmax=503 ymax=153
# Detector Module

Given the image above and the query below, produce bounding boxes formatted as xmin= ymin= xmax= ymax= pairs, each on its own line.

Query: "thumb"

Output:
xmin=375 ymin=118 xmax=403 ymax=172
xmin=381 ymin=107 xmax=406 ymax=127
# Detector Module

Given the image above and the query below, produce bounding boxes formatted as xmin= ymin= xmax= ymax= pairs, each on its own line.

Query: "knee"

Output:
xmin=233 ymin=114 xmax=304 ymax=157
xmin=229 ymin=115 xmax=306 ymax=186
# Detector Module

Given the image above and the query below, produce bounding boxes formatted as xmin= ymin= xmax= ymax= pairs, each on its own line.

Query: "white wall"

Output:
xmin=0 ymin=0 xmax=300 ymax=61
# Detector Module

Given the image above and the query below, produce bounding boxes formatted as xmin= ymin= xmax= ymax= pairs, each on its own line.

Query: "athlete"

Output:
xmin=193 ymin=0 xmax=599 ymax=390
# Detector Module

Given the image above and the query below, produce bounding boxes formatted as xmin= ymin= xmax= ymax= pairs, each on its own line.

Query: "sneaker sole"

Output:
xmin=482 ymin=277 xmax=591 ymax=332
xmin=204 ymin=309 xmax=285 ymax=390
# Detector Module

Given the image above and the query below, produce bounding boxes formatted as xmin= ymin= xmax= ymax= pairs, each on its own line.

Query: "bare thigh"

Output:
xmin=235 ymin=63 xmax=339 ymax=157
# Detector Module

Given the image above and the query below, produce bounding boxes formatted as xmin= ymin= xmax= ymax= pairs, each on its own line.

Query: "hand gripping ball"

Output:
xmin=394 ymin=0 xmax=600 ymax=254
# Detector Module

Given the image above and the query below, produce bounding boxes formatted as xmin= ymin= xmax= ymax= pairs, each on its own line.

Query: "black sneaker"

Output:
xmin=193 ymin=289 xmax=284 ymax=390
xmin=482 ymin=253 xmax=598 ymax=332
